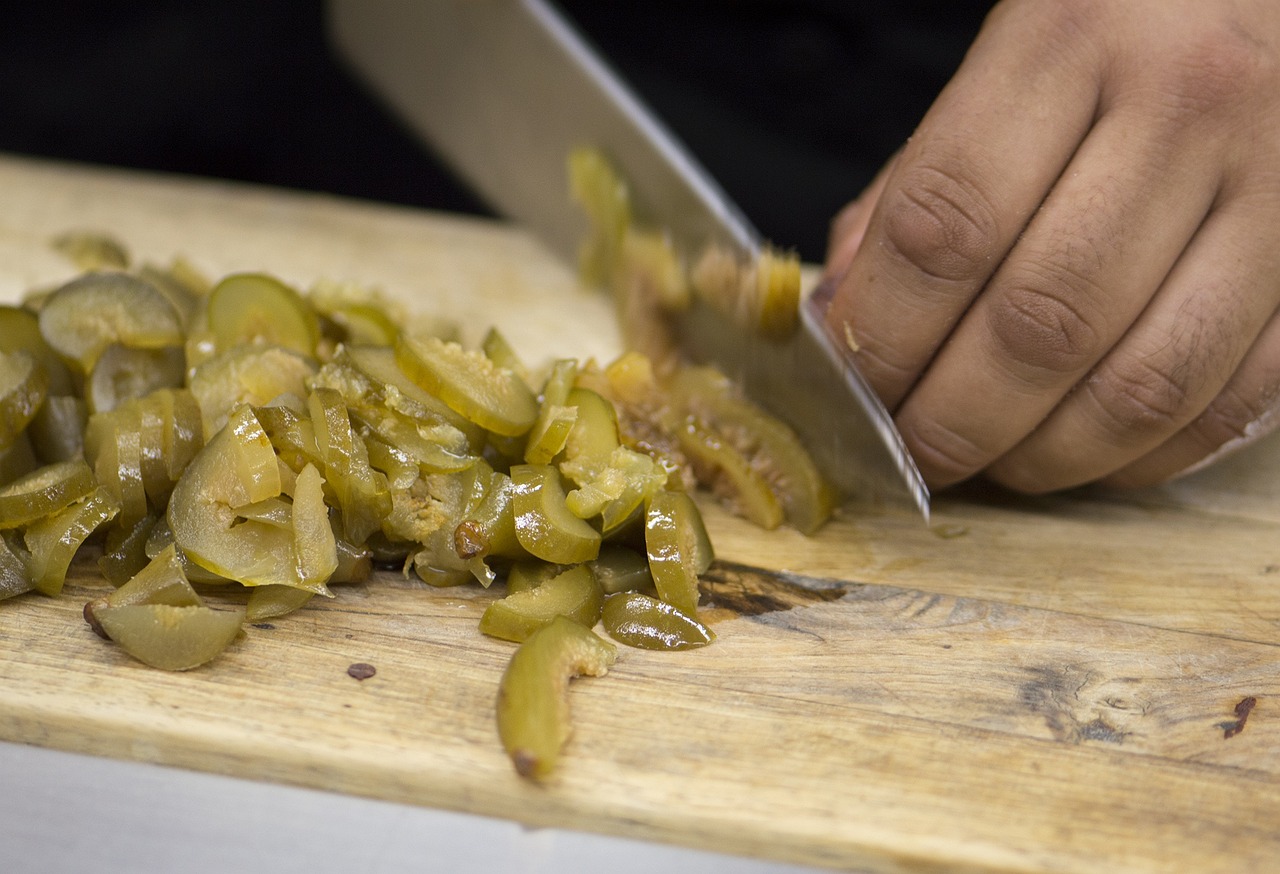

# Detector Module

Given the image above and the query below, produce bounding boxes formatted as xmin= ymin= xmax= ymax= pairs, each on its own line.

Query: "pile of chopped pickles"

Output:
xmin=0 ymin=212 xmax=830 ymax=777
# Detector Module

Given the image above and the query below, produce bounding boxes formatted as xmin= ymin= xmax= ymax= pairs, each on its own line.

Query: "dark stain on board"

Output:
xmin=699 ymin=561 xmax=850 ymax=616
xmin=1219 ymin=696 xmax=1258 ymax=739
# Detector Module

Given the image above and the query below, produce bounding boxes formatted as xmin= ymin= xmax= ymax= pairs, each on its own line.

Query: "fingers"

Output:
xmin=894 ymin=93 xmax=1226 ymax=487
xmin=1101 ymin=308 xmax=1280 ymax=489
xmin=986 ymin=185 xmax=1280 ymax=491
xmin=824 ymin=1 xmax=1101 ymax=409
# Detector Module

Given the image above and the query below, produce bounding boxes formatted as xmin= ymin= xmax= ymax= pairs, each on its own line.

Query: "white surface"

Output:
xmin=0 ymin=741 xmax=830 ymax=874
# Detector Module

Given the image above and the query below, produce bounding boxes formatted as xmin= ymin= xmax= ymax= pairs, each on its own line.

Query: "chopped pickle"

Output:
xmin=292 ymin=462 xmax=339 ymax=591
xmin=331 ymin=344 xmax=484 ymax=449
xmin=98 ymin=512 xmax=159 ymax=586
xmin=602 ymin=592 xmax=715 ymax=650
xmin=188 ymin=345 xmax=315 ymax=439
xmin=670 ymin=367 xmax=832 ymax=534
xmin=480 ymin=326 xmax=533 ymax=388
xmin=561 ymin=387 xmax=620 ymax=460
xmin=0 ymin=458 xmax=96 ymax=528
xmin=479 ymin=564 xmax=603 ymax=642
xmin=0 ymin=351 xmax=49 ymax=449
xmin=524 ymin=359 xmax=579 ymax=465
xmin=86 ymin=343 xmax=184 ymax=414
xmin=0 ymin=530 xmax=33 ymax=601
xmin=588 ymin=544 xmax=654 ymax=595
xmin=29 ymin=395 xmax=88 ymax=464
xmin=308 ymin=388 xmax=391 ymax=544
xmin=86 ymin=543 xmax=202 ymax=627
xmin=51 ymin=230 xmax=130 ymax=271
xmin=94 ymin=603 xmax=245 ymax=671
xmin=395 ymin=333 xmax=538 ymax=437
xmin=504 ymin=560 xmax=568 ymax=595
xmin=205 ymin=272 xmax=319 ymax=357
xmin=676 ymin=421 xmax=784 ymax=531
xmin=644 ymin=489 xmax=713 ymax=617
xmin=0 ymin=305 xmax=76 ymax=397
xmin=0 ymin=434 xmax=38 ymax=485
xmin=568 ymin=146 xmax=630 ymax=287
xmin=495 ymin=615 xmax=616 ymax=779
xmin=168 ymin=405 xmax=330 ymax=593
xmin=26 ymin=487 xmax=121 ymax=596
xmin=511 ymin=464 xmax=601 ymax=564
xmin=0 ymin=227 xmax=835 ymax=779
xmin=246 ymin=584 xmax=315 ymax=622
xmin=38 ymin=272 xmax=183 ymax=372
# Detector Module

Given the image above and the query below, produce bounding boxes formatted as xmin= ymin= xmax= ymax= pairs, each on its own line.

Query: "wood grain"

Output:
xmin=0 ymin=154 xmax=1276 ymax=873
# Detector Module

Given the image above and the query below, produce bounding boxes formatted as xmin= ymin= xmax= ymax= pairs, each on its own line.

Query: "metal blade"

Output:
xmin=328 ymin=0 xmax=929 ymax=519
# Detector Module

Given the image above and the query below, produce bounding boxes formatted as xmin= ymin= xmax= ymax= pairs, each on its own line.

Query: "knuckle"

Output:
xmin=984 ymin=277 xmax=1106 ymax=380
xmin=880 ymin=163 xmax=1002 ymax=284
xmin=1187 ymin=383 xmax=1277 ymax=448
xmin=1151 ymin=26 xmax=1274 ymax=118
xmin=1086 ymin=354 xmax=1198 ymax=437
xmin=900 ymin=416 xmax=992 ymax=486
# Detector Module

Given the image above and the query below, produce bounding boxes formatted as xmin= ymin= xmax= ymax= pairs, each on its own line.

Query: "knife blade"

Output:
xmin=327 ymin=0 xmax=929 ymax=520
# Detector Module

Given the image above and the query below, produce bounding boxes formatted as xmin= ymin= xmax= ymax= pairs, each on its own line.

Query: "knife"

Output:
xmin=327 ymin=0 xmax=929 ymax=520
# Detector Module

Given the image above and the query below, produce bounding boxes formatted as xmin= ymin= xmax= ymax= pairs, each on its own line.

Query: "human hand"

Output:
xmin=822 ymin=0 xmax=1280 ymax=493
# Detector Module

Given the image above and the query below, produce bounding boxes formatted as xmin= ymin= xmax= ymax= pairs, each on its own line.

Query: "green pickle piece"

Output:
xmin=246 ymin=584 xmax=315 ymax=622
xmin=511 ymin=463 xmax=601 ymax=564
xmin=167 ymin=405 xmax=334 ymax=594
xmin=496 ymin=615 xmax=616 ymax=780
xmin=26 ymin=487 xmax=122 ymax=596
xmin=205 ymin=272 xmax=319 ymax=357
xmin=588 ymin=544 xmax=654 ymax=595
xmin=0 ymin=305 xmax=75 ymax=395
xmin=479 ymin=564 xmax=603 ymax=643
xmin=602 ymin=591 xmax=715 ymax=651
xmin=644 ymin=489 xmax=714 ymax=617
xmin=0 ymin=350 xmax=49 ymax=449
xmin=95 ymin=603 xmax=245 ymax=671
xmin=394 ymin=333 xmax=538 ymax=437
xmin=0 ymin=530 xmax=33 ymax=601
xmin=37 ymin=272 xmax=183 ymax=372
xmin=86 ymin=543 xmax=203 ymax=636
xmin=0 ymin=458 xmax=96 ymax=529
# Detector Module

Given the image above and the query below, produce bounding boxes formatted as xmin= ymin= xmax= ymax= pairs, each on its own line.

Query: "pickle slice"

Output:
xmin=94 ymin=603 xmax=245 ymax=671
xmin=25 ymin=487 xmax=121 ymax=596
xmin=395 ymin=333 xmax=538 ymax=437
xmin=51 ymin=230 xmax=130 ymax=271
xmin=246 ymin=584 xmax=315 ymax=623
xmin=0 ymin=351 xmax=49 ymax=449
xmin=479 ymin=564 xmax=603 ymax=643
xmin=644 ymin=489 xmax=714 ymax=617
xmin=0 ymin=458 xmax=95 ymax=529
xmin=29 ymin=395 xmax=88 ymax=464
xmin=168 ymin=405 xmax=324 ymax=591
xmin=588 ymin=544 xmax=654 ymax=595
xmin=495 ymin=615 xmax=616 ymax=779
xmin=205 ymin=272 xmax=319 ymax=357
xmin=0 ymin=530 xmax=33 ymax=601
xmin=676 ymin=422 xmax=783 ymax=531
xmin=86 ymin=544 xmax=202 ymax=637
xmin=0 ymin=305 xmax=74 ymax=397
xmin=85 ymin=343 xmax=184 ymax=414
xmin=188 ymin=345 xmax=315 ymax=439
xmin=511 ymin=464 xmax=601 ymax=564
xmin=308 ymin=387 xmax=390 ymax=544
xmin=602 ymin=591 xmax=715 ymax=651
xmin=38 ymin=272 xmax=183 ymax=372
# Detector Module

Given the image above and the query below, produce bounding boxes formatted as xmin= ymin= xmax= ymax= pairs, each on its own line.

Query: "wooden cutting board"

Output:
xmin=1 ymin=155 xmax=1277 ymax=874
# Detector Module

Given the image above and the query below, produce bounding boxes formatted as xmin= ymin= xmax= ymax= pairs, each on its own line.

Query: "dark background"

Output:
xmin=0 ymin=1 xmax=991 ymax=263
